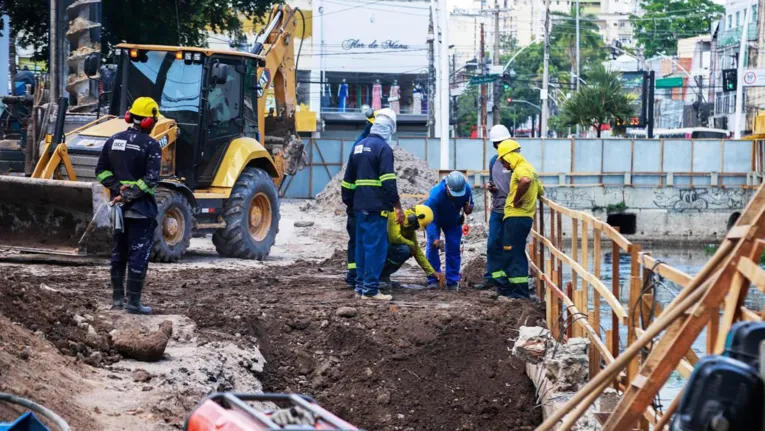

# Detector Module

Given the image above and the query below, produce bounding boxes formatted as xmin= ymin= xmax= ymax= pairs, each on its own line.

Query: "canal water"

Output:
xmin=559 ymin=245 xmax=764 ymax=406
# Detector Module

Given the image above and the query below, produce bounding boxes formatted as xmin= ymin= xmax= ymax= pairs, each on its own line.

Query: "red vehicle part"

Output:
xmin=185 ymin=393 xmax=361 ymax=431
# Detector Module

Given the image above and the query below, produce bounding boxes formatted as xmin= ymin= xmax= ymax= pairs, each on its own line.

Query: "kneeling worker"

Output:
xmin=380 ymin=204 xmax=442 ymax=285
xmin=95 ymin=97 xmax=162 ymax=314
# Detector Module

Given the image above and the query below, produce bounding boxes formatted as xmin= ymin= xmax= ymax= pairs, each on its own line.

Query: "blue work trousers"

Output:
xmin=425 ymin=223 xmax=462 ymax=285
xmin=498 ymin=216 xmax=533 ymax=299
xmin=111 ymin=218 xmax=156 ymax=278
xmin=381 ymin=244 xmax=412 ymax=279
xmin=345 ymin=214 xmax=357 ymax=286
xmin=484 ymin=211 xmax=508 ymax=286
xmin=354 ymin=211 xmax=389 ymax=296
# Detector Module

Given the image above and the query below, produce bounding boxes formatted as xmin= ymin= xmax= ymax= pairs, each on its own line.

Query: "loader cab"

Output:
xmin=109 ymin=46 xmax=263 ymax=189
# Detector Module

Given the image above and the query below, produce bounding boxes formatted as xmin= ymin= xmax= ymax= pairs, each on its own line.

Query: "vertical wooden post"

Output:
xmin=566 ymin=281 xmax=574 ymax=339
xmin=545 ymin=258 xmax=553 ymax=334
xmin=571 ymin=218 xmax=579 ymax=292
xmin=556 ymin=211 xmax=563 ymax=288
xmin=611 ymin=228 xmax=621 ymax=359
xmin=627 ymin=244 xmax=642 ymax=383
xmin=581 ymin=219 xmax=589 ymax=322
xmin=590 ymin=227 xmax=602 ymax=379
xmin=538 ymin=200 xmax=546 ymax=298
xmin=708 ymin=304 xmax=720 ymax=355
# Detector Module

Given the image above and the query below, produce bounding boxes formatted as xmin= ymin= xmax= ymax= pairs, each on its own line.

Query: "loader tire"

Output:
xmin=213 ymin=167 xmax=280 ymax=260
xmin=151 ymin=189 xmax=193 ymax=262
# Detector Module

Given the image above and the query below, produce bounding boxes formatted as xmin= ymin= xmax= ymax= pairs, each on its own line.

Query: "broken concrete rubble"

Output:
xmin=513 ymin=326 xmax=620 ymax=430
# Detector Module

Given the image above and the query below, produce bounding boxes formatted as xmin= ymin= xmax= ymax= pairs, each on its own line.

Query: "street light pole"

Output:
xmin=734 ymin=2 xmax=753 ymax=139
xmin=575 ymin=0 xmax=580 ymax=93
xmin=541 ymin=0 xmax=551 ymax=137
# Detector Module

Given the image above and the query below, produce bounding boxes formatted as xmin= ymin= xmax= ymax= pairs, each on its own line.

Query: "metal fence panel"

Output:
xmin=663 ymin=139 xmax=692 ymax=185
xmin=455 ymin=139 xmax=485 ymax=171
xmin=573 ymin=139 xmax=602 ymax=184
xmin=632 ymin=139 xmax=661 ymax=186
xmin=602 ymin=140 xmax=631 ymax=185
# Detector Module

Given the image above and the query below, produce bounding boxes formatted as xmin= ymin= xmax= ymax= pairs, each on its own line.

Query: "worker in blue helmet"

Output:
xmin=424 ymin=171 xmax=474 ymax=290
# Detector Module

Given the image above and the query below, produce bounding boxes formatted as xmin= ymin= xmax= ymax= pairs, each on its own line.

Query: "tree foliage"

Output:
xmin=1 ymin=0 xmax=277 ymax=64
xmin=630 ymin=0 xmax=723 ymax=57
xmin=0 ymin=0 xmax=49 ymax=61
xmin=559 ymin=66 xmax=634 ymax=137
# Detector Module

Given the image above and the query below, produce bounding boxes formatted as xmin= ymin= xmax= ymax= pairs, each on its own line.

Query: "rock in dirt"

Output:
xmin=461 ymin=256 xmax=487 ymax=288
xmin=544 ymin=337 xmax=590 ymax=392
xmin=315 ymin=146 xmax=438 ymax=213
xmin=335 ymin=307 xmax=358 ymax=318
xmin=512 ymin=326 xmax=549 ymax=364
xmin=293 ymin=221 xmax=315 ymax=228
xmin=112 ymin=321 xmax=173 ymax=362
xmin=133 ymin=369 xmax=152 ymax=383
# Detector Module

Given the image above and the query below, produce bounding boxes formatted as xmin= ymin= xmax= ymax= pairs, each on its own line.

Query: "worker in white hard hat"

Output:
xmin=475 ymin=124 xmax=514 ymax=290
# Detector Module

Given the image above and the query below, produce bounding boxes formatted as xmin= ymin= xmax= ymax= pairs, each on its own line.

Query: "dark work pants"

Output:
xmin=381 ymin=243 xmax=412 ymax=279
xmin=354 ymin=211 xmax=389 ymax=297
xmin=345 ymin=214 xmax=357 ymax=286
xmin=111 ymin=218 xmax=156 ymax=278
xmin=498 ymin=216 xmax=533 ymax=299
xmin=484 ymin=211 xmax=508 ymax=286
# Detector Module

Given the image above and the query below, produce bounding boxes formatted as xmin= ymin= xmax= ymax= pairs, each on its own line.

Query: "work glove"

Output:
xmin=464 ymin=204 xmax=474 ymax=215
xmin=120 ymin=184 xmax=143 ymax=203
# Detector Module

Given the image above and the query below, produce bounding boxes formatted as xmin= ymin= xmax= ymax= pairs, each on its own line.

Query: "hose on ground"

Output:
xmin=0 ymin=392 xmax=71 ymax=431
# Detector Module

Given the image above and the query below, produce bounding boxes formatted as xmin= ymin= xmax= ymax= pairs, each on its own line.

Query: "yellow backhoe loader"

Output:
xmin=0 ymin=5 xmax=314 ymax=262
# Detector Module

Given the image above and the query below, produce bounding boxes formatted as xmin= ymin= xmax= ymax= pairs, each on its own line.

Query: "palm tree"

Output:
xmin=560 ymin=66 xmax=634 ymax=137
xmin=551 ymin=6 xmax=605 ymax=88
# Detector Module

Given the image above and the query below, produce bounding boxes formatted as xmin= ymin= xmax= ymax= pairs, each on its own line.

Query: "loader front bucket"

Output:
xmin=0 ymin=177 xmax=113 ymax=256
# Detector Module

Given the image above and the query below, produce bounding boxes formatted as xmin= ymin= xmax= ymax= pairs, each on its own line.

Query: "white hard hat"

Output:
xmin=375 ymin=108 xmax=397 ymax=132
xmin=489 ymin=124 xmax=511 ymax=142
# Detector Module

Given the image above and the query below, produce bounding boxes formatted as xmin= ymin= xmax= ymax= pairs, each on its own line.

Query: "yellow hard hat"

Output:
xmin=129 ymin=97 xmax=160 ymax=118
xmin=413 ymin=204 xmax=434 ymax=229
xmin=497 ymin=139 xmax=521 ymax=160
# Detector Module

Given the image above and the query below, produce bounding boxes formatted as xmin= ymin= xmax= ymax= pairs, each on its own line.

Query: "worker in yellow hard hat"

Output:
xmin=95 ymin=96 xmax=162 ymax=315
xmin=495 ymin=139 xmax=544 ymax=301
xmin=379 ymin=204 xmax=442 ymax=288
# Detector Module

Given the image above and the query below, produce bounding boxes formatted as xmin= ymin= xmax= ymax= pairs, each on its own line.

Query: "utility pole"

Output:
xmin=427 ymin=3 xmax=436 ymax=137
xmin=734 ymin=3 xmax=752 ymax=139
xmin=480 ymin=23 xmax=487 ymax=138
xmin=575 ymin=0 xmax=580 ymax=92
xmin=540 ymin=0 xmax=550 ymax=137
xmin=492 ymin=0 xmax=501 ymax=128
xmin=437 ymin=0 xmax=450 ymax=169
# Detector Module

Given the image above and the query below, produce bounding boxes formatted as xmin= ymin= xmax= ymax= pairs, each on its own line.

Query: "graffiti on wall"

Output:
xmin=545 ymin=188 xmax=624 ymax=209
xmin=652 ymin=188 xmax=749 ymax=212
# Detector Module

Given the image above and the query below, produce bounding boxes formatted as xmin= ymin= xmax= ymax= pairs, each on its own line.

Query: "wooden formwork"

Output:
xmin=530 ymin=183 xmax=765 ymax=430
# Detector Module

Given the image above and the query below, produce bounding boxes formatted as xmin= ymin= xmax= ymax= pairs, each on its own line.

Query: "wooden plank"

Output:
xmin=742 ymin=307 xmax=760 ymax=321
xmin=634 ymin=328 xmax=694 ymax=379
xmin=716 ymin=245 xmax=765 ymax=353
xmin=572 ymin=218 xmax=579 ymax=294
xmin=639 ymin=253 xmax=693 ymax=288
xmin=540 ymin=197 xmax=631 ymax=251
xmin=545 ymin=258 xmax=553 ymax=334
xmin=627 ymin=244 xmax=642 ymax=382
xmin=605 ymin=273 xmax=731 ymax=429
xmin=530 ymin=259 xmax=615 ymax=366
xmin=581 ymin=219 xmax=590 ymax=336
xmin=737 ymin=257 xmax=765 ymax=292
xmin=612 ymin=232 xmax=622 ymax=356
xmin=727 ymin=224 xmax=754 ymax=239
xmin=531 ymin=230 xmax=628 ymax=323
xmin=593 ymin=228 xmax=602 ymax=338
xmin=708 ymin=303 xmax=719 ymax=355
xmin=567 ymin=281 xmax=574 ymax=339
xmin=556 ymin=211 xmax=563 ymax=288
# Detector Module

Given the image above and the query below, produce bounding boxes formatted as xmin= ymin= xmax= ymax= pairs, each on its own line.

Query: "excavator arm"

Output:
xmin=253 ymin=5 xmax=309 ymax=177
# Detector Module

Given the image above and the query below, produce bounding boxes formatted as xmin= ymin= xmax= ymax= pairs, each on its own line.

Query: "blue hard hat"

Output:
xmin=445 ymin=171 xmax=467 ymax=197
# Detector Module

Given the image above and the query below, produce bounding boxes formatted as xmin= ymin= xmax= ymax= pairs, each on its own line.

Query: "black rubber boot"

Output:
xmin=110 ymin=267 xmax=125 ymax=310
xmin=125 ymin=277 xmax=152 ymax=315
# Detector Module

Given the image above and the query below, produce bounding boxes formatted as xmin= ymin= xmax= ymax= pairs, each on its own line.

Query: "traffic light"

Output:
xmin=723 ymin=69 xmax=737 ymax=93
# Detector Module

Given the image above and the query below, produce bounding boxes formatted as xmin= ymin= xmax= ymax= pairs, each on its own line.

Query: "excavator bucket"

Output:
xmin=0 ymin=176 xmax=112 ymax=256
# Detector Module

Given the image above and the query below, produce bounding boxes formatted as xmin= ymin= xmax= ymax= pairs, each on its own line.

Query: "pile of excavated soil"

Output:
xmin=461 ymin=256 xmax=488 ymax=287
xmin=315 ymin=146 xmax=439 ymax=213
xmin=0 ymin=271 xmax=120 ymax=366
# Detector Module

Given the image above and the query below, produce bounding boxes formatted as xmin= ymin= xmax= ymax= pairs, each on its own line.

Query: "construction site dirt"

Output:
xmin=0 ymin=200 xmax=544 ymax=431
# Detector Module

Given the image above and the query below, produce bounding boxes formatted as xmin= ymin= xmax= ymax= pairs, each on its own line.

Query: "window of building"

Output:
xmin=736 ymin=11 xmax=740 ymax=27
xmin=754 ymin=5 xmax=758 ymax=22
xmin=728 ymin=15 xmax=732 ymax=28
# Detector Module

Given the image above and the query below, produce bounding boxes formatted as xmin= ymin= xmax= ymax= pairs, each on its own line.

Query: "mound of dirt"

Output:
xmin=461 ymin=256 xmax=488 ymax=287
xmin=112 ymin=320 xmax=173 ymax=362
xmin=0 ymin=272 xmax=120 ymax=366
xmin=315 ymin=146 xmax=439 ymax=213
